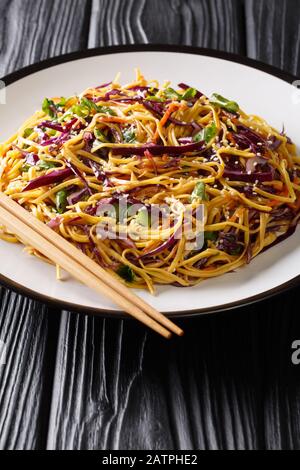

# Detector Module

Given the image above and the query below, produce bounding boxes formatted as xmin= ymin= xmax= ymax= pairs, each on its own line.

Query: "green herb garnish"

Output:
xmin=116 ymin=265 xmax=135 ymax=283
xmin=56 ymin=189 xmax=68 ymax=214
xmin=191 ymin=182 xmax=208 ymax=202
xmin=229 ymin=246 xmax=244 ymax=256
xmin=23 ymin=128 xmax=34 ymax=139
xmin=38 ymin=161 xmax=58 ymax=170
xmin=194 ymin=123 xmax=218 ymax=143
xmin=181 ymin=88 xmax=198 ymax=101
xmin=164 ymin=87 xmax=197 ymax=102
xmin=42 ymin=98 xmax=56 ymax=118
xmin=210 ymin=93 xmax=239 ymax=113
xmin=146 ymin=96 xmax=165 ymax=102
xmin=136 ymin=208 xmax=150 ymax=227
xmin=204 ymin=231 xmax=218 ymax=242
xmin=78 ymin=98 xmax=117 ymax=117
xmin=123 ymin=127 xmax=136 ymax=143
xmin=21 ymin=164 xmax=31 ymax=173
xmin=57 ymin=97 xmax=67 ymax=107
xmin=94 ymin=128 xmax=109 ymax=143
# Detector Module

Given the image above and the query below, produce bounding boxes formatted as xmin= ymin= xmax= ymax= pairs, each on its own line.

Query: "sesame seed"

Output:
xmin=257 ymin=142 xmax=263 ymax=146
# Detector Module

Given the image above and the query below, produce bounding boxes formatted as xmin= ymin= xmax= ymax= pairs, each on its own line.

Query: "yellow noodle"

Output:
xmin=0 ymin=72 xmax=299 ymax=293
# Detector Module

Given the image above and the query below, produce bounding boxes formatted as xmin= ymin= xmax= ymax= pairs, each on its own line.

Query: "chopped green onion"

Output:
xmin=181 ymin=88 xmax=198 ymax=101
xmin=116 ymin=265 xmax=135 ymax=283
xmin=94 ymin=128 xmax=108 ymax=143
xmin=57 ymin=97 xmax=67 ymax=107
xmin=97 ymin=105 xmax=117 ymax=116
xmin=191 ymin=182 xmax=208 ymax=202
xmin=23 ymin=128 xmax=34 ymax=139
xmin=194 ymin=123 xmax=218 ymax=143
xmin=229 ymin=246 xmax=243 ymax=256
xmin=79 ymin=98 xmax=117 ymax=117
xmin=136 ymin=208 xmax=150 ymax=227
xmin=164 ymin=88 xmax=181 ymax=100
xmin=123 ymin=127 xmax=136 ymax=143
xmin=164 ymin=87 xmax=198 ymax=102
xmin=146 ymin=96 xmax=164 ymax=102
xmin=205 ymin=231 xmax=218 ymax=242
xmin=42 ymin=98 xmax=56 ymax=118
xmin=210 ymin=93 xmax=239 ymax=113
xmin=38 ymin=161 xmax=59 ymax=170
xmin=56 ymin=189 xmax=68 ymax=214
xmin=21 ymin=164 xmax=31 ymax=173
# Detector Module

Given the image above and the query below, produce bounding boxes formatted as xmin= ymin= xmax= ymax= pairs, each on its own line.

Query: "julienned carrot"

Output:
xmin=144 ymin=150 xmax=158 ymax=175
xmin=269 ymin=187 xmax=290 ymax=207
xmin=98 ymin=117 xmax=128 ymax=124
xmin=229 ymin=207 xmax=244 ymax=223
xmin=153 ymin=103 xmax=182 ymax=142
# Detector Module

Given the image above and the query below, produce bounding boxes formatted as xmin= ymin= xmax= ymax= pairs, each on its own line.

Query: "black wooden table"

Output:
xmin=0 ymin=0 xmax=300 ymax=451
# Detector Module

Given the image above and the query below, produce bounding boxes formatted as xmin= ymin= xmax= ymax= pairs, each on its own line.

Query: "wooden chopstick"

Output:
xmin=0 ymin=205 xmax=172 ymax=338
xmin=0 ymin=193 xmax=184 ymax=338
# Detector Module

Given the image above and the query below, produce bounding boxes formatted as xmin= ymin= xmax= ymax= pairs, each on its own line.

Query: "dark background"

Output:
xmin=0 ymin=0 xmax=300 ymax=451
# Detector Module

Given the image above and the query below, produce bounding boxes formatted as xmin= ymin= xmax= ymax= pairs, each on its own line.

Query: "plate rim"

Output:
xmin=0 ymin=43 xmax=299 ymax=319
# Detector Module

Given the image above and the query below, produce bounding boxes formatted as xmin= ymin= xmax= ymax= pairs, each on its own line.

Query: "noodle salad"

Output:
xmin=0 ymin=70 xmax=300 ymax=294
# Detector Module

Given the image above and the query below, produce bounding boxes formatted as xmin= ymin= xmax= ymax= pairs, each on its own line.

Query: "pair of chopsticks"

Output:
xmin=0 ymin=192 xmax=184 ymax=339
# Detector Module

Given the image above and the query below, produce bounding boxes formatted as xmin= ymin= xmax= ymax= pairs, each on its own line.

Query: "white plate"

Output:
xmin=1 ymin=46 xmax=299 ymax=317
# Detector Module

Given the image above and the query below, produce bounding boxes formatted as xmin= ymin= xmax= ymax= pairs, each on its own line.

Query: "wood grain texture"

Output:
xmin=245 ymin=0 xmax=300 ymax=76
xmin=1 ymin=0 xmax=300 ymax=451
xmin=89 ymin=0 xmax=245 ymax=53
xmin=0 ymin=0 xmax=91 ymax=451
xmin=0 ymin=0 xmax=91 ymax=77
xmin=0 ymin=288 xmax=60 ymax=449
xmin=46 ymin=292 xmax=300 ymax=450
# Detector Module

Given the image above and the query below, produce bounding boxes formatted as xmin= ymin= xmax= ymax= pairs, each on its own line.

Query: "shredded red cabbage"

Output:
xmin=139 ymin=232 xmax=179 ymax=259
xmin=13 ymin=145 xmax=39 ymax=166
xmin=142 ymin=100 xmax=164 ymax=117
xmin=233 ymin=125 xmax=268 ymax=155
xmin=41 ymin=132 xmax=70 ymax=148
xmin=271 ymin=207 xmax=295 ymax=220
xmin=217 ymin=232 xmax=244 ymax=255
xmin=47 ymin=216 xmax=63 ymax=229
xmin=245 ymin=156 xmax=269 ymax=174
xmin=67 ymin=188 xmax=89 ymax=205
xmin=95 ymin=81 xmax=112 ymax=90
xmin=83 ymin=132 xmax=95 ymax=152
xmin=65 ymin=160 xmax=93 ymax=195
xmin=177 ymin=137 xmax=194 ymax=145
xmin=223 ymin=167 xmax=275 ymax=183
xmin=128 ymin=86 xmax=152 ymax=93
xmin=269 ymin=136 xmax=282 ymax=151
xmin=22 ymin=168 xmax=73 ymax=192
xmin=39 ymin=118 xmax=77 ymax=134
xmin=88 ymin=160 xmax=113 ymax=188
